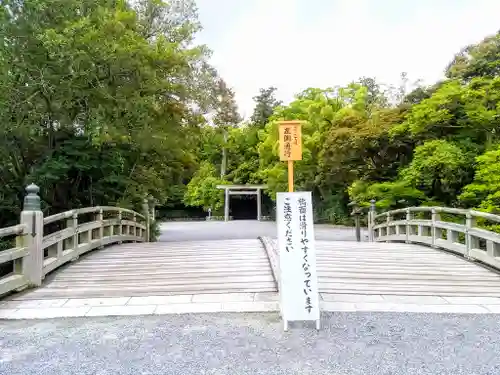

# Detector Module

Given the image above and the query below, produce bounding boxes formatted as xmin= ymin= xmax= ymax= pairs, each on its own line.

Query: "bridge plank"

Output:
xmin=8 ymin=239 xmax=277 ymax=300
xmin=8 ymin=238 xmax=500 ymax=302
xmin=313 ymin=240 xmax=500 ymax=297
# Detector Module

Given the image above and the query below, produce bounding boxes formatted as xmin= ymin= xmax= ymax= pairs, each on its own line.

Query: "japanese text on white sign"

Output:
xmin=277 ymin=191 xmax=320 ymax=325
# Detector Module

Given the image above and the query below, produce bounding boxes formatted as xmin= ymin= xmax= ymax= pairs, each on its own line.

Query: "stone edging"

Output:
xmin=0 ymin=293 xmax=280 ymax=320
xmin=258 ymin=236 xmax=280 ymax=288
xmin=3 ymin=299 xmax=500 ymax=320
xmin=0 ymin=301 xmax=280 ymax=320
xmin=3 ymin=291 xmax=500 ymax=320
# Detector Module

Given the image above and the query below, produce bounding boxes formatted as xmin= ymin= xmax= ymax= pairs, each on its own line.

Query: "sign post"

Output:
xmin=277 ymin=120 xmax=320 ymax=331
xmin=277 ymin=191 xmax=320 ymax=331
xmin=278 ymin=121 xmax=302 ymax=192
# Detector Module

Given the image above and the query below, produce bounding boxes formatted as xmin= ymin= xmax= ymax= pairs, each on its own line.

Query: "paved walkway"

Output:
xmin=159 ymin=220 xmax=366 ymax=242
xmin=2 ymin=312 xmax=500 ymax=375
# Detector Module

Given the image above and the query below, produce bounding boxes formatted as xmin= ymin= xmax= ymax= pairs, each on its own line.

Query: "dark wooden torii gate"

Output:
xmin=216 ymin=184 xmax=268 ymax=222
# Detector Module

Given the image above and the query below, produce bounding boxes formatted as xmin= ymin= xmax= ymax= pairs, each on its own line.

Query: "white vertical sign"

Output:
xmin=276 ymin=191 xmax=320 ymax=330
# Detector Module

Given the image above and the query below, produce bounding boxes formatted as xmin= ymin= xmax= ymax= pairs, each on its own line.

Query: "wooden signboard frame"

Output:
xmin=278 ymin=121 xmax=303 ymax=192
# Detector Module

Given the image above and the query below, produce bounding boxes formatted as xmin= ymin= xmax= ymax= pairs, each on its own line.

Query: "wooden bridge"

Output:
xmin=2 ymin=185 xmax=500 ymax=318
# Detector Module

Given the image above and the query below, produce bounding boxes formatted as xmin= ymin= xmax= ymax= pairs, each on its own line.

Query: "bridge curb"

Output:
xmin=258 ymin=236 xmax=280 ymax=289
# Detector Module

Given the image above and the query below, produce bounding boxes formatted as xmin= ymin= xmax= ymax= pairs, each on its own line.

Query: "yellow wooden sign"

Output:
xmin=279 ymin=121 xmax=302 ymax=161
xmin=278 ymin=120 xmax=303 ymax=192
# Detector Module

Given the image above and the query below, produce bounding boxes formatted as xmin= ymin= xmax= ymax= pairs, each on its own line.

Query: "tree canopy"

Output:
xmin=0 ymin=0 xmax=222 ymax=226
xmin=183 ymin=30 xmax=500 ymax=222
xmin=1 ymin=0 xmax=499 ymax=227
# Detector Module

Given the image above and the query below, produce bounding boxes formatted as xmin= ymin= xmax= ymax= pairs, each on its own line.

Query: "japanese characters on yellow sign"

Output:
xmin=279 ymin=121 xmax=302 ymax=161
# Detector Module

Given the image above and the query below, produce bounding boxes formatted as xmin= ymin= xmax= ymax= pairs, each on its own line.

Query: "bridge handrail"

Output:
xmin=43 ymin=206 xmax=145 ymax=225
xmin=0 ymin=184 xmax=153 ymax=297
xmin=0 ymin=224 xmax=27 ymax=238
xmin=370 ymin=205 xmax=500 ymax=271
xmin=0 ymin=224 xmax=30 ymax=296
xmin=374 ymin=206 xmax=500 ymax=222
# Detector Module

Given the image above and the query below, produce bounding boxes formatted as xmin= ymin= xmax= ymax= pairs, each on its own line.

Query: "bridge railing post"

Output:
xmin=348 ymin=201 xmax=361 ymax=242
xmin=132 ymin=212 xmax=137 ymax=240
xmin=117 ymin=209 xmax=123 ymax=244
xmin=97 ymin=208 xmax=104 ymax=249
xmin=19 ymin=183 xmax=44 ymax=287
xmin=465 ymin=212 xmax=477 ymax=259
xmin=148 ymin=196 xmax=156 ymax=223
xmin=368 ymin=199 xmax=376 ymax=242
xmin=67 ymin=212 xmax=79 ymax=260
xmin=142 ymin=198 xmax=150 ymax=242
xmin=405 ymin=208 xmax=411 ymax=243
xmin=385 ymin=211 xmax=393 ymax=239
xmin=431 ymin=208 xmax=440 ymax=248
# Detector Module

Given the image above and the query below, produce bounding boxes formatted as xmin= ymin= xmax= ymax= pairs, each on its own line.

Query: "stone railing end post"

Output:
xmin=20 ymin=183 xmax=43 ymax=286
xmin=23 ymin=183 xmax=41 ymax=211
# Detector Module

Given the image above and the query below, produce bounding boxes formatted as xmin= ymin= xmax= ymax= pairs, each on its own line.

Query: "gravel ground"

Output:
xmin=2 ymin=312 xmax=500 ymax=375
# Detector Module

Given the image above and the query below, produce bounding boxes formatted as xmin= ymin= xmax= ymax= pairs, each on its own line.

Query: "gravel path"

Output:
xmin=2 ymin=312 xmax=500 ymax=375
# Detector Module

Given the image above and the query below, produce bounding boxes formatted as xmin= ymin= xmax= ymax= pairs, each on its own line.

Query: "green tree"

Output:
xmin=348 ymin=180 xmax=424 ymax=210
xmin=183 ymin=162 xmax=225 ymax=212
xmin=397 ymin=78 xmax=500 ymax=147
xmin=257 ymin=86 xmax=371 ymax=222
xmin=212 ymin=79 xmax=242 ymax=127
xmin=399 ymin=140 xmax=474 ymax=205
xmin=250 ymin=87 xmax=282 ymax=128
xmin=446 ymin=31 xmax=500 ymax=81
xmin=459 ymin=145 xmax=500 ymax=213
xmin=349 ymin=140 xmax=474 ymax=208
xmin=356 ymin=76 xmax=389 ymax=109
xmin=319 ymin=106 xmax=413 ymax=187
xmin=0 ymin=0 xmax=219 ymax=226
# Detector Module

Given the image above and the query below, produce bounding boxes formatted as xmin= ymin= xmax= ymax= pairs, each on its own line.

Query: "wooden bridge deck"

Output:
xmin=314 ymin=240 xmax=500 ymax=297
xmin=11 ymin=239 xmax=277 ymax=300
xmin=6 ymin=238 xmax=500 ymax=303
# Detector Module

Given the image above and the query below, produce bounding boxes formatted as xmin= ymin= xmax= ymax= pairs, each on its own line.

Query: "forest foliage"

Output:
xmin=1 ymin=0 xmax=499 ymax=226
xmin=0 ymin=0 xmax=232 ymax=226
xmin=185 ymin=29 xmax=500 ymax=223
